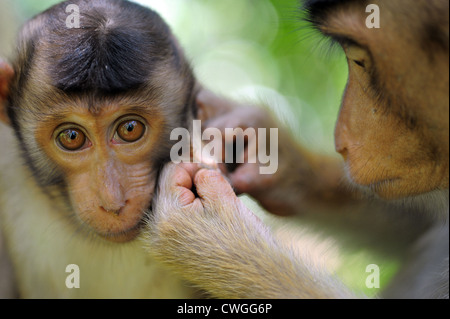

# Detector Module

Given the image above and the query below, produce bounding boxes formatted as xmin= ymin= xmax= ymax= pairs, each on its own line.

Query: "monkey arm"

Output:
xmin=146 ymin=163 xmax=360 ymax=299
xmin=197 ymin=89 xmax=361 ymax=216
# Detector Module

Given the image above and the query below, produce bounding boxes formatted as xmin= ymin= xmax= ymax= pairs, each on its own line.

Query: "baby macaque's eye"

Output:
xmin=116 ymin=120 xmax=145 ymax=143
xmin=57 ymin=128 xmax=87 ymax=151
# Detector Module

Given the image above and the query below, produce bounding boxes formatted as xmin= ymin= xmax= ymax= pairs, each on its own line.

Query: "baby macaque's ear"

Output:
xmin=0 ymin=59 xmax=14 ymax=125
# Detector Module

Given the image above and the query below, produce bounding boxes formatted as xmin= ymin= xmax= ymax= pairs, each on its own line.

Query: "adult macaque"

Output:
xmin=148 ymin=0 xmax=449 ymax=298
xmin=0 ymin=0 xmax=201 ymax=298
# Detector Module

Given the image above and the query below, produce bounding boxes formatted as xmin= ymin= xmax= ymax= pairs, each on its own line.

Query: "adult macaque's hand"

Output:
xmin=197 ymin=89 xmax=345 ymax=216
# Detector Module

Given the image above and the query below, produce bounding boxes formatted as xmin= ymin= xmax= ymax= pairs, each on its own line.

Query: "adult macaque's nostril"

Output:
xmin=336 ymin=146 xmax=349 ymax=161
xmin=334 ymin=131 xmax=350 ymax=161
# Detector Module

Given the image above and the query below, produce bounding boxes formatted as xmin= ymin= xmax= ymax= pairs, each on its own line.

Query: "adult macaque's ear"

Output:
xmin=196 ymin=89 xmax=235 ymax=122
xmin=0 ymin=59 xmax=14 ymax=125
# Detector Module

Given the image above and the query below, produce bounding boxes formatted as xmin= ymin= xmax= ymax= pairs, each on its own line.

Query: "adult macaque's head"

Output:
xmin=306 ymin=0 xmax=449 ymax=199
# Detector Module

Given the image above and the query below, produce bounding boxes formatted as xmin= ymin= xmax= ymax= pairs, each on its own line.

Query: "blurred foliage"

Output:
xmin=1 ymin=0 xmax=399 ymax=297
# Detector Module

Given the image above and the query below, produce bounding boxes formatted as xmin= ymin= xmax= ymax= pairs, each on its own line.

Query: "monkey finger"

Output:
xmin=197 ymin=89 xmax=235 ymax=122
xmin=179 ymin=162 xmax=203 ymax=182
xmin=236 ymin=136 xmax=257 ymax=166
xmin=228 ymin=163 xmax=266 ymax=195
xmin=203 ymin=112 xmax=244 ymax=135
xmin=174 ymin=163 xmax=203 ymax=207
xmin=161 ymin=163 xmax=195 ymax=190
xmin=176 ymin=187 xmax=197 ymax=207
xmin=194 ymin=169 xmax=238 ymax=205
xmin=162 ymin=163 xmax=205 ymax=207
xmin=217 ymin=162 xmax=232 ymax=177
xmin=158 ymin=163 xmax=193 ymax=199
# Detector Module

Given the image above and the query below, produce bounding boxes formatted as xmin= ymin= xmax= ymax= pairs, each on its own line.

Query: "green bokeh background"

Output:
xmin=0 ymin=0 xmax=400 ymax=297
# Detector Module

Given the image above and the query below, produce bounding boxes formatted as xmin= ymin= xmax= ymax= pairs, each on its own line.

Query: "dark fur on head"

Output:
xmin=6 ymin=0 xmax=197 ymax=191
xmin=302 ymin=0 xmax=365 ymax=25
xmin=9 ymin=0 xmax=188 ymax=97
xmin=48 ymin=0 xmax=176 ymax=93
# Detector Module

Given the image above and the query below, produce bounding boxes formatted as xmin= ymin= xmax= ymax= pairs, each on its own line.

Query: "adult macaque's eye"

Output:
xmin=353 ymin=60 xmax=365 ymax=68
xmin=57 ymin=128 xmax=87 ymax=151
xmin=117 ymin=120 xmax=145 ymax=143
xmin=345 ymin=45 xmax=370 ymax=69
